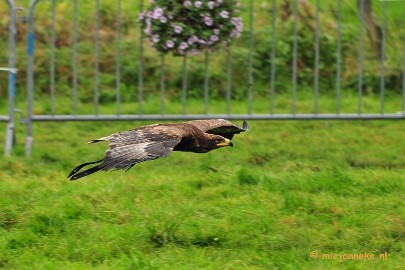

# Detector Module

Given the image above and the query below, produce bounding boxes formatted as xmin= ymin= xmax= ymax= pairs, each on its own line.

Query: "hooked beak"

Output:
xmin=217 ymin=138 xmax=233 ymax=148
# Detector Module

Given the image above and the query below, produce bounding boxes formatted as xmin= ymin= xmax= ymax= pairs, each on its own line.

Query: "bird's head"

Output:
xmin=205 ymin=134 xmax=233 ymax=151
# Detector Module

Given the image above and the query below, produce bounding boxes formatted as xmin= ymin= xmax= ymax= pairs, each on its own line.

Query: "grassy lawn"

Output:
xmin=1 ymin=105 xmax=404 ymax=269
xmin=0 ymin=0 xmax=404 ymax=268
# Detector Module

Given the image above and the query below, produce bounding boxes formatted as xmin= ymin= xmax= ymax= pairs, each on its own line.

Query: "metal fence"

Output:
xmin=2 ymin=0 xmax=405 ymax=156
xmin=1 ymin=0 xmax=17 ymax=156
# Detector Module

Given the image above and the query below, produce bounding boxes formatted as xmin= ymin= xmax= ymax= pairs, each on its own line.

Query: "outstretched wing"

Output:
xmin=188 ymin=119 xmax=249 ymax=139
xmin=98 ymin=126 xmax=182 ymax=171
xmin=68 ymin=125 xmax=184 ymax=180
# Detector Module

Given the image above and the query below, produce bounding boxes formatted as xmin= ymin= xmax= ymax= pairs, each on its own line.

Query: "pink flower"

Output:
xmin=179 ymin=42 xmax=188 ymax=50
xmin=144 ymin=19 xmax=152 ymax=35
xmin=160 ymin=16 xmax=167 ymax=23
xmin=152 ymin=35 xmax=160 ymax=43
xmin=220 ymin=10 xmax=229 ymax=18
xmin=194 ymin=1 xmax=202 ymax=8
xmin=231 ymin=17 xmax=243 ymax=31
xmin=153 ymin=7 xmax=163 ymax=19
xmin=146 ymin=18 xmax=152 ymax=26
xmin=208 ymin=1 xmax=215 ymax=9
xmin=173 ymin=25 xmax=183 ymax=33
xmin=210 ymin=35 xmax=219 ymax=42
xmin=231 ymin=17 xmax=238 ymax=25
xmin=204 ymin=16 xmax=213 ymax=26
xmin=187 ymin=35 xmax=198 ymax=44
xmin=166 ymin=40 xmax=175 ymax=48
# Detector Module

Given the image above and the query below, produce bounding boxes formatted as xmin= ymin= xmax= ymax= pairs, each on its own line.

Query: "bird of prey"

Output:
xmin=68 ymin=119 xmax=249 ymax=181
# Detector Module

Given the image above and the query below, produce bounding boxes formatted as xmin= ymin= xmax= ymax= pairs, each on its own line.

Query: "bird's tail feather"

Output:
xmin=68 ymin=159 xmax=103 ymax=181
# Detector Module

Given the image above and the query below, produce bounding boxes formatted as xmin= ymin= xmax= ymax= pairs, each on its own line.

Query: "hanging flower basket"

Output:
xmin=139 ymin=0 xmax=243 ymax=56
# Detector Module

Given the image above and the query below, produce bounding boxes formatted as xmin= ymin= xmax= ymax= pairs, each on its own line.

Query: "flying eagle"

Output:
xmin=68 ymin=119 xmax=249 ymax=181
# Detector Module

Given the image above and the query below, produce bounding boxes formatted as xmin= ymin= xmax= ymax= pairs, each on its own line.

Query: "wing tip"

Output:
xmin=88 ymin=139 xmax=102 ymax=144
xmin=67 ymin=159 xmax=103 ymax=181
xmin=242 ymin=120 xmax=249 ymax=131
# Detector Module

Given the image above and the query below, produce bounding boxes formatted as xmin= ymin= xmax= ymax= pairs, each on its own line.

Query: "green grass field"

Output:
xmin=0 ymin=0 xmax=404 ymax=268
xmin=1 ymin=101 xmax=404 ymax=269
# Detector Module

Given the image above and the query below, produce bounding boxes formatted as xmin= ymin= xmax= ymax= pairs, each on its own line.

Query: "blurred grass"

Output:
xmin=0 ymin=0 xmax=404 ymax=269
xmin=1 ymin=99 xmax=405 ymax=268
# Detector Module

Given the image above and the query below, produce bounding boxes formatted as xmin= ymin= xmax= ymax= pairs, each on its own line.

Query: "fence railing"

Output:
xmin=1 ymin=0 xmax=405 ymax=156
xmin=1 ymin=0 xmax=17 ymax=156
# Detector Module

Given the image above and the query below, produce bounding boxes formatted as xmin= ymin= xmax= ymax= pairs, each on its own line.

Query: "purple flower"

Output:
xmin=160 ymin=16 xmax=167 ymax=23
xmin=208 ymin=1 xmax=215 ymax=9
xmin=144 ymin=19 xmax=152 ymax=35
xmin=231 ymin=17 xmax=243 ymax=31
xmin=232 ymin=17 xmax=243 ymax=31
xmin=217 ymin=0 xmax=223 ymax=4
xmin=166 ymin=40 xmax=175 ymax=48
xmin=184 ymin=1 xmax=192 ymax=7
xmin=174 ymin=25 xmax=183 ymax=33
xmin=152 ymin=35 xmax=160 ymax=43
xmin=220 ymin=10 xmax=229 ymax=18
xmin=187 ymin=35 xmax=198 ymax=44
xmin=138 ymin=12 xmax=145 ymax=20
xmin=204 ymin=16 xmax=213 ymax=26
xmin=210 ymin=35 xmax=219 ymax=42
xmin=153 ymin=7 xmax=163 ymax=19
xmin=146 ymin=18 xmax=152 ymax=26
xmin=194 ymin=1 xmax=202 ymax=8
xmin=198 ymin=39 xmax=207 ymax=44
xmin=179 ymin=42 xmax=188 ymax=50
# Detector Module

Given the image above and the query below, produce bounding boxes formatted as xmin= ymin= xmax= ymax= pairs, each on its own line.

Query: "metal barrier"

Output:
xmin=1 ymin=0 xmax=16 ymax=156
xmin=23 ymin=0 xmax=405 ymax=156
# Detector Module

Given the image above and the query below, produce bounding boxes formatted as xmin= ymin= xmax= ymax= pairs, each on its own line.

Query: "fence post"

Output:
xmin=247 ymin=0 xmax=254 ymax=115
xmin=3 ymin=0 xmax=17 ymax=157
xmin=25 ymin=0 xmax=41 ymax=157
